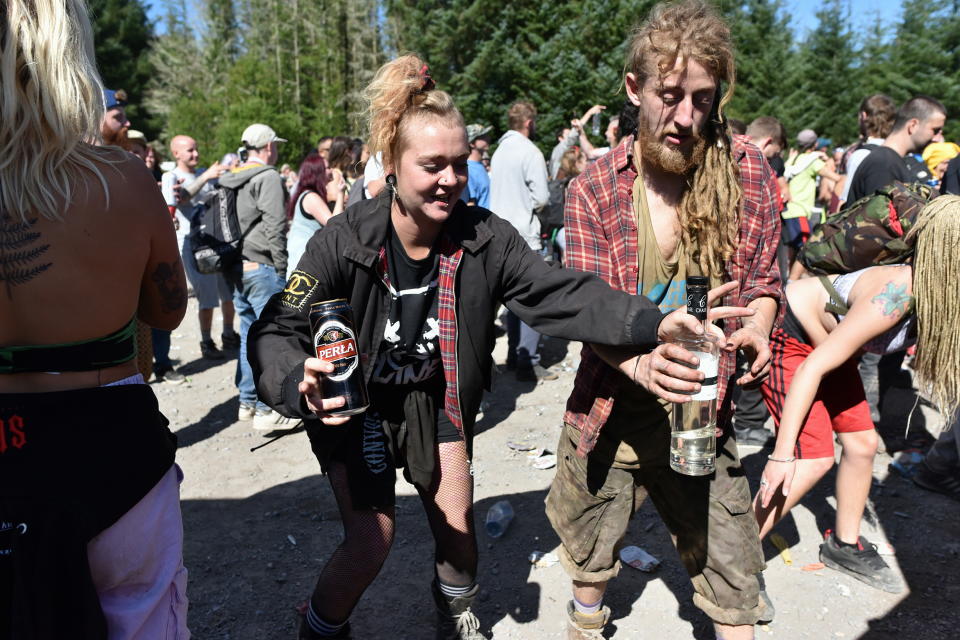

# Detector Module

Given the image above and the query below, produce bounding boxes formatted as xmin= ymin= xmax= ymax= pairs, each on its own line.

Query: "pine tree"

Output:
xmin=148 ymin=0 xmax=385 ymax=166
xmin=385 ymin=0 xmax=658 ymax=155
xmin=889 ymin=0 xmax=959 ymax=140
xmin=724 ymin=0 xmax=795 ymax=124
xmin=88 ymin=0 xmax=158 ymax=134
xmin=777 ymin=0 xmax=859 ymax=144
xmin=855 ymin=12 xmax=903 ymax=105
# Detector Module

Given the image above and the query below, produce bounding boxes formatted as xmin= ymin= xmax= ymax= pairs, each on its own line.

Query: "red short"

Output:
xmin=761 ymin=328 xmax=874 ymax=459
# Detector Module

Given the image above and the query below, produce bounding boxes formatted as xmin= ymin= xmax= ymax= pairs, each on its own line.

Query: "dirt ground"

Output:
xmin=159 ymin=297 xmax=960 ymax=639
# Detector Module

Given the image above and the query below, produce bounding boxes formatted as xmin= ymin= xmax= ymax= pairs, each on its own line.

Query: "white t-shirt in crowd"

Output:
xmin=363 ymin=152 xmax=385 ymax=199
xmin=161 ymin=166 xmax=214 ymax=250
xmin=840 ymin=137 xmax=885 ymax=203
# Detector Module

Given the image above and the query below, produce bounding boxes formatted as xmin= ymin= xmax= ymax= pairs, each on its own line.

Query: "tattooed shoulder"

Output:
xmin=871 ymin=281 xmax=912 ymax=319
xmin=1 ymin=216 xmax=52 ymax=299
xmin=150 ymin=259 xmax=187 ymax=313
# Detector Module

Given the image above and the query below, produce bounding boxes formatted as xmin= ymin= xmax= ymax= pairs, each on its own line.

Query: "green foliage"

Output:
xmin=387 ymin=0 xmax=656 ymax=155
xmin=888 ymin=0 xmax=960 ymax=141
xmin=146 ymin=0 xmax=383 ymax=168
xmin=88 ymin=0 xmax=158 ymax=135
xmin=724 ymin=1 xmax=794 ymax=123
xmin=777 ymin=0 xmax=861 ymax=144
xmin=129 ymin=0 xmax=960 ymax=165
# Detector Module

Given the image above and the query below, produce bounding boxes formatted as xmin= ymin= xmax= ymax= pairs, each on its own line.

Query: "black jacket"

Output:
xmin=248 ymin=194 xmax=664 ymax=456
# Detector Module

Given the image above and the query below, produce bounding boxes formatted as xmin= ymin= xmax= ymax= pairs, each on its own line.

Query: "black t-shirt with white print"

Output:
xmin=369 ymin=225 xmax=442 ymax=386
xmin=368 ymin=224 xmax=459 ymax=442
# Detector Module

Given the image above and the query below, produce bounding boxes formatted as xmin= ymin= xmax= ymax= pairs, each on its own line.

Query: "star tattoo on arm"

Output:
xmin=871 ymin=282 xmax=912 ymax=320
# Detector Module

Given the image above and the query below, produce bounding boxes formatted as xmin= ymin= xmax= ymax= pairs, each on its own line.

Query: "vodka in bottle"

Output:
xmin=669 ymin=276 xmax=718 ymax=476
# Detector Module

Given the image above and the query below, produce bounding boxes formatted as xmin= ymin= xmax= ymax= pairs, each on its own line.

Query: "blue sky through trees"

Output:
xmin=146 ymin=0 xmax=905 ymax=39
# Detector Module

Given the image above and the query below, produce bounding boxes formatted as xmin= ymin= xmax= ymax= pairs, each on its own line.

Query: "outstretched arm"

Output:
xmin=592 ymin=281 xmax=758 ymax=403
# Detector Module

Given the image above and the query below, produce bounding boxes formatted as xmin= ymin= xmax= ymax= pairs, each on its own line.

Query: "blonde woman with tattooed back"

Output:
xmin=0 ymin=2 xmax=189 ymax=638
xmin=756 ymin=196 xmax=960 ymax=594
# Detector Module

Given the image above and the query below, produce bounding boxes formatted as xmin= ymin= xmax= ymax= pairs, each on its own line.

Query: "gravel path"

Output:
xmin=160 ymin=298 xmax=959 ymax=639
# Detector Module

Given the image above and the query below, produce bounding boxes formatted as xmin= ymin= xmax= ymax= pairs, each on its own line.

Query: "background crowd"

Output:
xmin=5 ymin=0 xmax=960 ymax=639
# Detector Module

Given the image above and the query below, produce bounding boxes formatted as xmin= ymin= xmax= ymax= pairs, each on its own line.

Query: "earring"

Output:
xmin=386 ymin=173 xmax=398 ymax=205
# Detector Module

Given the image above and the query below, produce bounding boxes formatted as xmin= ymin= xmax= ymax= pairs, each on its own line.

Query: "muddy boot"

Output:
xmin=566 ymin=600 xmax=610 ymax=640
xmin=431 ymin=580 xmax=488 ymax=640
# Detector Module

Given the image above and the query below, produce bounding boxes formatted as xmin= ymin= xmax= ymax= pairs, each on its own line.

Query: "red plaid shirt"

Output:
xmin=377 ymin=239 xmax=466 ymax=438
xmin=563 ymin=135 xmax=784 ymax=457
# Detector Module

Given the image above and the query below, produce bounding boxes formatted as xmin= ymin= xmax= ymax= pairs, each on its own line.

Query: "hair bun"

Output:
xmin=362 ymin=55 xmax=463 ymax=169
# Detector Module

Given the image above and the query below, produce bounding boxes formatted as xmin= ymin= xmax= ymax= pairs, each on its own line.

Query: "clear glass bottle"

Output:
xmin=669 ymin=276 xmax=718 ymax=476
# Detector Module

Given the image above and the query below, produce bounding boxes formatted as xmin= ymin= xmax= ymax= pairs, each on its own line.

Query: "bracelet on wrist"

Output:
xmin=768 ymin=454 xmax=796 ymax=463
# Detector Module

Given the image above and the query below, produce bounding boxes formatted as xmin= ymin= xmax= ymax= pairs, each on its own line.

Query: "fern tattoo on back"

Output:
xmin=1 ymin=216 xmax=52 ymax=298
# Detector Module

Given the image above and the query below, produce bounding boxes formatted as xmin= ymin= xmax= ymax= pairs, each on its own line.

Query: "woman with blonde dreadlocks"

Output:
xmin=757 ymin=196 xmax=960 ymax=595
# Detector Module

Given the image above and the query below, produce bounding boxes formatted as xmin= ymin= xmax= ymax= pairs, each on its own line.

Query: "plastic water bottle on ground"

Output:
xmin=484 ymin=500 xmax=514 ymax=538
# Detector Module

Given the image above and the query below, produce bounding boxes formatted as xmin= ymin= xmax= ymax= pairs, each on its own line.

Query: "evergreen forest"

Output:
xmin=90 ymin=0 xmax=960 ymax=163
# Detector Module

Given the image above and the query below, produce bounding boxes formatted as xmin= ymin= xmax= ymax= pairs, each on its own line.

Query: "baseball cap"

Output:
xmin=103 ymin=88 xmax=126 ymax=111
xmin=241 ymin=124 xmax=287 ymax=149
xmin=796 ymin=129 xmax=818 ymax=147
xmin=126 ymin=129 xmax=146 ymax=143
xmin=466 ymin=123 xmax=492 ymax=143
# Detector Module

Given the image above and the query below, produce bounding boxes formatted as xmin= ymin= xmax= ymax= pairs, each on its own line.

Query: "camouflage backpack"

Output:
xmin=798 ymin=181 xmax=937 ymax=275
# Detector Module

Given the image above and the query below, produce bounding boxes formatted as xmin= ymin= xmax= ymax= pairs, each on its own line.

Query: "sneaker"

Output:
xmin=735 ymin=425 xmax=774 ymax=448
xmin=237 ymin=402 xmax=256 ymax=421
xmin=565 ymin=600 xmax=610 ymax=640
xmin=221 ymin=332 xmax=241 ymax=350
xmin=200 ymin=339 xmax=225 ymax=360
xmin=154 ymin=367 xmax=185 ymax=385
xmin=253 ymin=407 xmax=299 ymax=431
xmin=516 ymin=364 xmax=559 ymax=382
xmin=912 ymin=462 xmax=960 ymax=500
xmin=819 ymin=531 xmax=904 ymax=593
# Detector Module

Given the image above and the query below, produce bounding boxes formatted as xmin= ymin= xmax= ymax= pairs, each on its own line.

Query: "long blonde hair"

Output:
xmin=1 ymin=0 xmax=110 ymax=222
xmin=907 ymin=195 xmax=960 ymax=423
xmin=626 ymin=0 xmax=741 ymax=276
xmin=362 ymin=54 xmax=464 ymax=170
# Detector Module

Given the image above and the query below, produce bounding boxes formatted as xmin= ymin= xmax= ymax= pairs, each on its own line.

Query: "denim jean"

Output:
xmin=151 ymin=328 xmax=172 ymax=372
xmin=732 ymin=353 xmax=770 ymax=431
xmin=232 ymin=262 xmax=286 ymax=408
xmin=925 ymin=416 xmax=960 ymax=475
xmin=858 ymin=351 xmax=906 ymax=425
xmin=506 ymin=310 xmax=541 ymax=369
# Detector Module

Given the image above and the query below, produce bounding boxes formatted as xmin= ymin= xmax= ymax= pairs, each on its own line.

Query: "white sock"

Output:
xmin=573 ymin=596 xmax=602 ymax=616
xmin=306 ymin=603 xmax=347 ymax=637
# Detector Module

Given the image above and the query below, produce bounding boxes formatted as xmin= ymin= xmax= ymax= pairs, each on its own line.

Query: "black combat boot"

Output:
xmin=431 ymin=580 xmax=488 ymax=640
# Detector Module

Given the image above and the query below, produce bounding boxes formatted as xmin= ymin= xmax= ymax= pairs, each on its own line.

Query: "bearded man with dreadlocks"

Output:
xmin=545 ymin=2 xmax=783 ymax=638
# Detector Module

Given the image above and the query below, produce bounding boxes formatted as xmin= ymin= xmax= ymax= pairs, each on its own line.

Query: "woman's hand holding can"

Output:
xmin=299 ymin=357 xmax=352 ymax=425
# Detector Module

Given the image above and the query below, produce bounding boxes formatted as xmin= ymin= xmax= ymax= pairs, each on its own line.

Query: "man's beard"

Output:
xmin=102 ymin=125 xmax=129 ymax=148
xmin=637 ymin=122 xmax=707 ymax=175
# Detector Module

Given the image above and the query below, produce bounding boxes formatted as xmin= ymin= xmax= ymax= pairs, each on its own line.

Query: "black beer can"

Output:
xmin=309 ymin=299 xmax=369 ymax=416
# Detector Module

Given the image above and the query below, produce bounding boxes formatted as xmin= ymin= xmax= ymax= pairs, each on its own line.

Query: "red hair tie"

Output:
xmin=417 ymin=64 xmax=436 ymax=93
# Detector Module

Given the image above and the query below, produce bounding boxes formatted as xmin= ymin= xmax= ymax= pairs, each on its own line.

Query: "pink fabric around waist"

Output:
xmin=87 ymin=464 xmax=189 ymax=639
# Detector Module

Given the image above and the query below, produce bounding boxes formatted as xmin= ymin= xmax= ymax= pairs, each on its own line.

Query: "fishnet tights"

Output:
xmin=418 ymin=440 xmax=478 ymax=587
xmin=310 ymin=441 xmax=477 ymax=624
